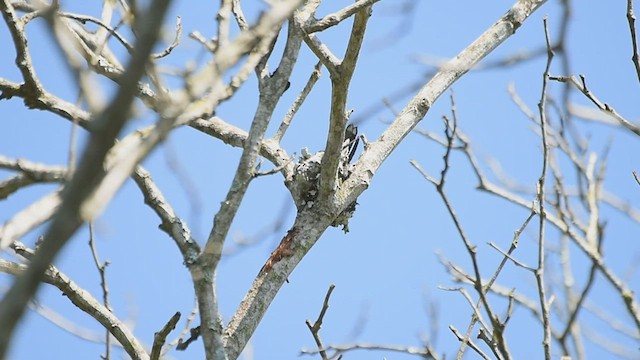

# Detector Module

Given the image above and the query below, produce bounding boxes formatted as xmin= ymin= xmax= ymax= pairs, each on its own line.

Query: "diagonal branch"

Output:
xmin=306 ymin=0 xmax=381 ymax=33
xmin=0 ymin=257 xmax=149 ymax=360
xmin=272 ymin=61 xmax=323 ymax=143
xmin=0 ymin=191 xmax=62 ymax=251
xmin=223 ymin=211 xmax=334 ymax=359
xmin=549 ymin=75 xmax=640 ymax=136
xmin=132 ymin=166 xmax=202 ymax=262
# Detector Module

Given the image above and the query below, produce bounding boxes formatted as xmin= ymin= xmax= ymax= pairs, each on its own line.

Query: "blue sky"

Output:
xmin=2 ymin=1 xmax=640 ymax=359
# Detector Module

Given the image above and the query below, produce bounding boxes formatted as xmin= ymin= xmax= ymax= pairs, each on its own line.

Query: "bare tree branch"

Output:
xmin=338 ymin=0 xmax=548 ymax=212
xmin=317 ymin=2 xmax=372 ymax=206
xmin=150 ymin=312 xmax=181 ymax=360
xmin=0 ymin=257 xmax=149 ymax=359
xmin=0 ymin=0 xmax=173 ymax=355
xmin=550 ymin=75 xmax=640 ymax=136
xmin=0 ymin=156 xmax=66 ymax=199
xmin=626 ymin=0 xmax=640 ymax=84
xmin=534 ymin=17 xmax=554 ymax=360
xmin=305 ymin=284 xmax=336 ymax=360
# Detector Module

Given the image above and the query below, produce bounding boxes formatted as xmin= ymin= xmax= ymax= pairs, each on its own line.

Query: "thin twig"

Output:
xmin=536 ymin=17 xmax=554 ymax=360
xmin=88 ymin=223 xmax=112 ymax=359
xmin=272 ymin=61 xmax=323 ymax=143
xmin=60 ymin=12 xmax=133 ymax=52
xmin=549 ymin=75 xmax=640 ymax=136
xmin=626 ymin=0 xmax=640 ymax=84
xmin=449 ymin=326 xmax=491 ymax=360
xmin=305 ymin=284 xmax=336 ymax=360
xmin=152 ymin=16 xmax=182 ymax=59
xmin=412 ymin=94 xmax=512 ymax=359
xmin=166 ymin=301 xmax=198 ymax=355
xmin=254 ymin=156 xmax=295 ymax=178
xmin=150 ymin=312 xmax=181 ymax=360
xmin=301 ymin=342 xmax=437 ymax=359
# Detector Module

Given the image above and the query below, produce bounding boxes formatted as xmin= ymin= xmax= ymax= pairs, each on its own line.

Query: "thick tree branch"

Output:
xmin=301 ymin=33 xmax=340 ymax=76
xmin=190 ymin=117 xmax=294 ymax=181
xmin=318 ymin=3 xmax=371 ymax=205
xmin=223 ymin=211 xmax=333 ymax=359
xmin=150 ymin=312 xmax=181 ymax=360
xmin=0 ymin=77 xmax=92 ymax=127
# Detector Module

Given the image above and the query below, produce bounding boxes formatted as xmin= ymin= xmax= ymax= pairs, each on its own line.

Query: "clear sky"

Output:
xmin=2 ymin=1 xmax=639 ymax=359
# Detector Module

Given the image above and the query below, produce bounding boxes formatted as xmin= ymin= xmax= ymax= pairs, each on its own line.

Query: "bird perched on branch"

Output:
xmin=341 ymin=123 xmax=359 ymax=175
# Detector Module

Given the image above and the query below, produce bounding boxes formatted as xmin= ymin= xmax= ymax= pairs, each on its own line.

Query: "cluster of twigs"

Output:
xmin=413 ymin=9 xmax=640 ymax=360
xmin=300 ymin=2 xmax=640 ymax=360
xmin=8 ymin=0 xmax=624 ymax=359
xmin=0 ymin=0 xmax=400 ymax=358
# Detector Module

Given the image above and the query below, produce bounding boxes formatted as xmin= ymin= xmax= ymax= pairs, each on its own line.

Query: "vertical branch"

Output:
xmin=305 ymin=284 xmax=336 ymax=360
xmin=231 ymin=0 xmax=249 ymax=30
xmin=318 ymin=2 xmax=372 ymax=203
xmin=216 ymin=0 xmax=233 ymax=48
xmin=536 ymin=17 xmax=554 ymax=360
xmin=88 ymin=223 xmax=112 ymax=360
xmin=45 ymin=4 xmax=104 ymax=112
xmin=626 ymin=0 xmax=640 ymax=84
